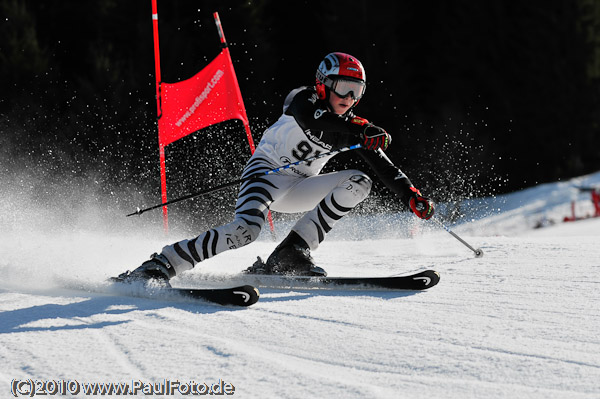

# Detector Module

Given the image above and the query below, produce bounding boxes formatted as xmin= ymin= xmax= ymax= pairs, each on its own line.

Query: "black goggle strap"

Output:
xmin=316 ymin=70 xmax=335 ymax=89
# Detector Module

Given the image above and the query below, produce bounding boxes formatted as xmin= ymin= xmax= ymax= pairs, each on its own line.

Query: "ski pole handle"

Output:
xmin=127 ymin=144 xmax=363 ymax=217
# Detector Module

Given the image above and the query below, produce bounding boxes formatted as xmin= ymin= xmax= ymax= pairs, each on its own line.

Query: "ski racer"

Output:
xmin=117 ymin=52 xmax=434 ymax=282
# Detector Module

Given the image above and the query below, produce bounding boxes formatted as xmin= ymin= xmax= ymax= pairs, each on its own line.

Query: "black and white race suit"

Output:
xmin=161 ymin=86 xmax=415 ymax=275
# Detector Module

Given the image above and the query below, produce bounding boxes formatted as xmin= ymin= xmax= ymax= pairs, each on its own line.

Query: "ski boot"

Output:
xmin=112 ymin=253 xmax=175 ymax=287
xmin=245 ymin=231 xmax=327 ymax=276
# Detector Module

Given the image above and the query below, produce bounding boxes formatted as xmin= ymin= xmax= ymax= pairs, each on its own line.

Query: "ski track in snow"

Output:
xmin=1 ymin=172 xmax=600 ymax=398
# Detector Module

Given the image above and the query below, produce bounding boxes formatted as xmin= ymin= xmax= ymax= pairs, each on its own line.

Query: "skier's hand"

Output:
xmin=408 ymin=187 xmax=434 ymax=220
xmin=361 ymin=124 xmax=391 ymax=151
xmin=350 ymin=116 xmax=391 ymax=151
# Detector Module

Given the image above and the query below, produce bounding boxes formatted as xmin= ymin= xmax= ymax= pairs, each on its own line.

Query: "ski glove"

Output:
xmin=351 ymin=117 xmax=391 ymax=151
xmin=408 ymin=187 xmax=434 ymax=220
xmin=361 ymin=125 xmax=391 ymax=151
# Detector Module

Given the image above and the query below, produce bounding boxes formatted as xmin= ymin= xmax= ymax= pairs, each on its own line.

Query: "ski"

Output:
xmin=170 ymin=285 xmax=260 ymax=307
xmin=240 ymin=269 xmax=440 ymax=291
xmin=108 ymin=277 xmax=260 ymax=307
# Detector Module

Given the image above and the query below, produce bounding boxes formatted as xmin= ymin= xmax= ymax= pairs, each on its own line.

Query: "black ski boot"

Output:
xmin=112 ymin=253 xmax=176 ymax=287
xmin=246 ymin=231 xmax=326 ymax=276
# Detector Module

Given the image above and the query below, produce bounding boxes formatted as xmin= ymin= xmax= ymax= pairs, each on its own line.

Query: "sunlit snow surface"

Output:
xmin=1 ymin=171 xmax=599 ymax=398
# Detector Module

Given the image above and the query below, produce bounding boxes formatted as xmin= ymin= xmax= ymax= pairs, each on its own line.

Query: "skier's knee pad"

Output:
xmin=340 ymin=172 xmax=372 ymax=204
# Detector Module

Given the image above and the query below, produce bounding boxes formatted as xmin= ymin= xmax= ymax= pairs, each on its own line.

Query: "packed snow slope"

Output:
xmin=1 ymin=171 xmax=599 ymax=399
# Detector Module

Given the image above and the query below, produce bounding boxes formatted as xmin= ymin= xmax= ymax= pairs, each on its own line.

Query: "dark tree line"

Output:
xmin=2 ymin=0 xmax=600 ymax=225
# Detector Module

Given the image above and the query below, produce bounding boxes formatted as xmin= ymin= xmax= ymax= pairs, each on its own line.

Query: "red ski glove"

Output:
xmin=361 ymin=125 xmax=391 ymax=151
xmin=408 ymin=187 xmax=434 ymax=220
xmin=351 ymin=117 xmax=391 ymax=151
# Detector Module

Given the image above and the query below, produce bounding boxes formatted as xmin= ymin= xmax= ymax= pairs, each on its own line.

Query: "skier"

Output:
xmin=116 ymin=52 xmax=434 ymax=283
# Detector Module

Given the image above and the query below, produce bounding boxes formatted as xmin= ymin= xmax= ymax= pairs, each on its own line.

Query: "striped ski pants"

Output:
xmin=161 ymin=155 xmax=372 ymax=275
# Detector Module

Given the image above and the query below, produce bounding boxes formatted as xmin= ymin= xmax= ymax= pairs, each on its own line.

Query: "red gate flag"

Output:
xmin=158 ymin=48 xmax=250 ymax=147
xmin=151 ymin=6 xmax=272 ymax=234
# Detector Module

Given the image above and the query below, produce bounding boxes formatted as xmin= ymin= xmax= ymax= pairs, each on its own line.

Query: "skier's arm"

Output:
xmin=359 ymin=149 xmax=434 ymax=219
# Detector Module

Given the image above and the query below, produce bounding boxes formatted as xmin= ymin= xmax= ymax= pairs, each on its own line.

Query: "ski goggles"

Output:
xmin=330 ymin=78 xmax=366 ymax=100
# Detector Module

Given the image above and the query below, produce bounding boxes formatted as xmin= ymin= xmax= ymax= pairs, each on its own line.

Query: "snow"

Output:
xmin=1 ymin=171 xmax=600 ymax=398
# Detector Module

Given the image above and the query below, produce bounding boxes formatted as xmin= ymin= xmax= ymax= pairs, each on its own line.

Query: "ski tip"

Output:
xmin=413 ymin=270 xmax=440 ymax=290
xmin=233 ymin=285 xmax=260 ymax=306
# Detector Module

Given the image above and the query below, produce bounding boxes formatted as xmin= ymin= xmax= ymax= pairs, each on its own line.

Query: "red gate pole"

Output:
xmin=213 ymin=12 xmax=256 ymax=153
xmin=213 ymin=12 xmax=276 ymax=237
xmin=151 ymin=0 xmax=169 ymax=234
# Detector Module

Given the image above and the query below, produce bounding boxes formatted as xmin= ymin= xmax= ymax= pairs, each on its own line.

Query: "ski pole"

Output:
xmin=431 ymin=218 xmax=484 ymax=258
xmin=127 ymin=143 xmax=363 ymax=217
